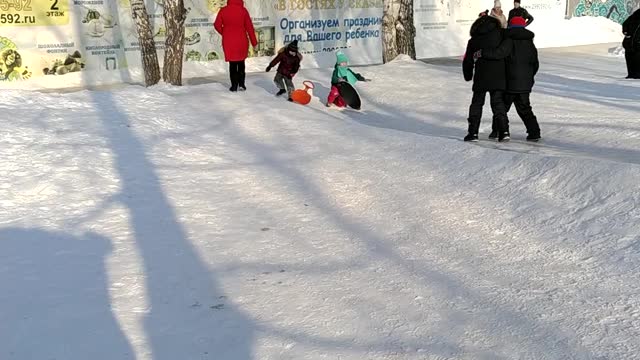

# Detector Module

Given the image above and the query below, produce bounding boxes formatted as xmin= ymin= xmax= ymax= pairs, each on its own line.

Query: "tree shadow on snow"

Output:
xmin=347 ymin=90 xmax=464 ymax=141
xmin=218 ymin=111 xmax=597 ymax=359
xmin=347 ymin=71 xmax=640 ymax=165
xmin=85 ymin=90 xmax=255 ymax=360
xmin=536 ymin=72 xmax=640 ymax=104
xmin=310 ymin=82 xmax=331 ymax=103
xmin=280 ymin=75 xmax=468 ymax=141
xmin=251 ymin=71 xmax=336 ymax=107
xmin=0 ymin=228 xmax=134 ymax=360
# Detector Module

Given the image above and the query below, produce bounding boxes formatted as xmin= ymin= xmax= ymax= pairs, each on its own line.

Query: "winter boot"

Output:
xmin=464 ymin=133 xmax=479 ymax=142
xmin=276 ymin=89 xmax=286 ymax=96
xmin=526 ymin=133 xmax=541 ymax=142
xmin=498 ymin=132 xmax=510 ymax=142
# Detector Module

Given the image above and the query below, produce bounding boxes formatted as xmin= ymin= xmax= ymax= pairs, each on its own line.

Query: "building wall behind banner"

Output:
xmin=413 ymin=0 xmax=568 ymax=59
xmin=0 ymin=0 xmax=382 ymax=88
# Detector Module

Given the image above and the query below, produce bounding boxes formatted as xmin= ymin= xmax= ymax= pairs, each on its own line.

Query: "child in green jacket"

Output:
xmin=326 ymin=52 xmax=366 ymax=107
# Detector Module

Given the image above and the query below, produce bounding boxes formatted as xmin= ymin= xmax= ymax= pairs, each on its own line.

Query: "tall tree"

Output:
xmin=129 ymin=0 xmax=161 ymax=86
xmin=382 ymin=0 xmax=416 ymax=63
xmin=163 ymin=0 xmax=188 ymax=85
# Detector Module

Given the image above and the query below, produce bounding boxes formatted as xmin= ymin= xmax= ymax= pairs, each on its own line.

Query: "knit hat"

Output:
xmin=514 ymin=0 xmax=520 ymax=3
xmin=288 ymin=39 xmax=298 ymax=52
xmin=479 ymin=9 xmax=489 ymax=16
xmin=509 ymin=16 xmax=527 ymax=27
xmin=494 ymin=0 xmax=502 ymax=8
xmin=336 ymin=51 xmax=348 ymax=65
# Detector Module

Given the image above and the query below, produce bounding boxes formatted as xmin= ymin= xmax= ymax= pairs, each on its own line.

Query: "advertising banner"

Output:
xmin=414 ymin=0 xmax=480 ymax=58
xmin=1 ymin=0 xmax=382 ymax=87
xmin=414 ymin=0 xmax=570 ymax=59
xmin=274 ymin=0 xmax=383 ymax=66
xmin=525 ymin=0 xmax=567 ymax=21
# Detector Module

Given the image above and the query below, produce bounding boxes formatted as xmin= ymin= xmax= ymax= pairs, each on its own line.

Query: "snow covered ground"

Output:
xmin=1 ymin=43 xmax=640 ymax=360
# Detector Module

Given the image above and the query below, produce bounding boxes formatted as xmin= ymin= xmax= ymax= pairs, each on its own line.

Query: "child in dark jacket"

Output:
xmin=462 ymin=12 xmax=510 ymax=142
xmin=266 ymin=40 xmax=303 ymax=101
xmin=622 ymin=9 xmax=640 ymax=79
xmin=478 ymin=16 xmax=541 ymax=141
xmin=326 ymin=52 xmax=366 ymax=107
xmin=508 ymin=0 xmax=534 ymax=26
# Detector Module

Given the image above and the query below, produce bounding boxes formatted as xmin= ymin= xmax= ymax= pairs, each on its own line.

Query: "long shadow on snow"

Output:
xmin=426 ymin=60 xmax=640 ymax=112
xmin=220 ymin=119 xmax=469 ymax=357
xmin=276 ymin=67 xmax=468 ymax=141
xmin=543 ymin=120 xmax=640 ymax=133
xmin=253 ymin=70 xmax=336 ymax=105
xmin=356 ymin=66 xmax=640 ymax=165
xmin=536 ymin=72 xmax=640 ymax=103
xmin=348 ymin=89 xmax=465 ymax=141
xmin=88 ymin=90 xmax=255 ymax=360
xmin=253 ymin=76 xmax=357 ymax=123
xmin=221 ymin=114 xmax=596 ymax=358
xmin=0 ymin=228 xmax=134 ymax=360
xmin=253 ymin=75 xmax=331 ymax=103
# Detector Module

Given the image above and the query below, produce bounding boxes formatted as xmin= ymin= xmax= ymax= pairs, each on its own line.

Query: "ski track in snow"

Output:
xmin=1 ymin=45 xmax=640 ymax=360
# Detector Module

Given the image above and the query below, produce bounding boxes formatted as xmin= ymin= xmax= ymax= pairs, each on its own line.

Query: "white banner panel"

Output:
xmin=0 ymin=0 xmax=382 ymax=87
xmin=414 ymin=0 xmax=569 ymax=59
xmin=274 ymin=0 xmax=383 ymax=67
xmin=524 ymin=0 xmax=567 ymax=21
xmin=414 ymin=0 xmax=481 ymax=59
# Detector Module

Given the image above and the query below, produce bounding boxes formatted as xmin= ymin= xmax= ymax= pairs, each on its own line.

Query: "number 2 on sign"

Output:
xmin=50 ymin=0 xmax=58 ymax=10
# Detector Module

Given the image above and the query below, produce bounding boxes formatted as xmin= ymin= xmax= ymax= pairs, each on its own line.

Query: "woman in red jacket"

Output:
xmin=214 ymin=0 xmax=258 ymax=91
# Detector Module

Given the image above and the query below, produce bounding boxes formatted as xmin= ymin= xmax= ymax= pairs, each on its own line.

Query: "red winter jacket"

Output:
xmin=213 ymin=0 xmax=258 ymax=62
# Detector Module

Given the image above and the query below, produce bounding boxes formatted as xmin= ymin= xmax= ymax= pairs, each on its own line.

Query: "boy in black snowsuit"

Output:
xmin=508 ymin=0 xmax=533 ymax=26
xmin=477 ymin=16 xmax=541 ymax=141
xmin=622 ymin=9 xmax=640 ymax=79
xmin=462 ymin=12 xmax=510 ymax=142
xmin=266 ymin=40 xmax=303 ymax=101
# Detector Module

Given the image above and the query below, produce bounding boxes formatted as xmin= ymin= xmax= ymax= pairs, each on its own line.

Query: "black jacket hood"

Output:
xmin=470 ymin=16 xmax=501 ymax=37
xmin=506 ymin=27 xmax=535 ymax=41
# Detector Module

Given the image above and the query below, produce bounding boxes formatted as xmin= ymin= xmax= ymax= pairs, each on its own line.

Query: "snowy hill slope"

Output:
xmin=1 ymin=44 xmax=640 ymax=359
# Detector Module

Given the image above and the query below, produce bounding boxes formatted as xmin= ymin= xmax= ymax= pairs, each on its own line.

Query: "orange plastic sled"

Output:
xmin=291 ymin=81 xmax=314 ymax=105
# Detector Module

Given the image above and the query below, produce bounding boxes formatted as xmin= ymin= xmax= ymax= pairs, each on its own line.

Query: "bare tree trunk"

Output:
xmin=163 ymin=0 xmax=187 ymax=85
xmin=130 ymin=0 xmax=161 ymax=86
xmin=382 ymin=0 xmax=416 ymax=63
xmin=382 ymin=0 xmax=399 ymax=63
xmin=396 ymin=0 xmax=416 ymax=59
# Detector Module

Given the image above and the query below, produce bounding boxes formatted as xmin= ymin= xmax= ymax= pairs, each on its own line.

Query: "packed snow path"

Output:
xmin=1 ymin=44 xmax=640 ymax=360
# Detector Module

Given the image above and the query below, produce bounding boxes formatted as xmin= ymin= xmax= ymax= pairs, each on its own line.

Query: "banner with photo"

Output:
xmin=273 ymin=0 xmax=383 ymax=66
